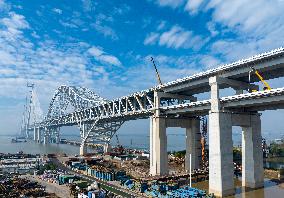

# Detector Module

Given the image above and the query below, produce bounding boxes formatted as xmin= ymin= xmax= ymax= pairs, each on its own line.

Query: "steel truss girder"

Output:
xmin=41 ymin=90 xmax=189 ymax=128
xmin=78 ymin=120 xmax=124 ymax=144
xmin=36 ymin=86 xmax=195 ymax=144
xmin=40 ymin=126 xmax=60 ymax=144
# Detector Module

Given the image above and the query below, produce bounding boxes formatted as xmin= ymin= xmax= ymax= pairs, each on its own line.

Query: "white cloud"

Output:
xmin=0 ymin=10 xmax=124 ymax=117
xmin=144 ymin=32 xmax=159 ymax=45
xmin=92 ymin=22 xmax=118 ymax=40
xmin=1 ymin=12 xmax=29 ymax=30
xmin=52 ymin=8 xmax=62 ymax=14
xmin=88 ymin=46 xmax=121 ymax=66
xmin=155 ymin=0 xmax=186 ymax=9
xmin=207 ymin=1 xmax=284 ymax=61
xmin=82 ymin=0 xmax=95 ymax=12
xmin=144 ymin=25 xmax=208 ymax=50
xmin=151 ymin=0 xmax=284 ymax=57
xmin=185 ymin=0 xmax=204 ymax=14
xmin=124 ymin=53 xmax=215 ymax=88
xmin=157 ymin=21 xmax=166 ymax=30
xmin=206 ymin=21 xmax=218 ymax=37
xmin=59 ymin=20 xmax=78 ymax=28
xmin=31 ymin=31 xmax=40 ymax=39
xmin=206 ymin=0 xmax=284 ymax=36
xmin=199 ymin=55 xmax=221 ymax=69
xmin=0 ymin=0 xmax=10 ymax=11
xmin=88 ymin=47 xmax=104 ymax=57
xmin=98 ymin=55 xmax=121 ymax=66
xmin=0 ymin=50 xmax=16 ymax=65
xmin=91 ymin=13 xmax=118 ymax=40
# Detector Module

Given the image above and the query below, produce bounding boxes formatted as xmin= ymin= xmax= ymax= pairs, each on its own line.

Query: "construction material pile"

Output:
xmin=121 ymin=159 xmax=149 ymax=179
xmin=0 ymin=176 xmax=49 ymax=197
xmin=120 ymin=178 xmax=214 ymax=197
xmin=39 ymin=169 xmax=66 ymax=184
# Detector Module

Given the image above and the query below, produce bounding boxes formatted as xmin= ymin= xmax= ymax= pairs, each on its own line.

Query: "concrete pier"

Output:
xmin=150 ymin=116 xmax=201 ymax=176
xmin=33 ymin=127 xmax=37 ymax=141
xmin=209 ymin=76 xmax=234 ymax=197
xmin=103 ymin=143 xmax=112 ymax=153
xmin=185 ymin=119 xmax=201 ymax=171
xmin=242 ymin=114 xmax=264 ymax=188
xmin=208 ymin=76 xmax=264 ymax=196
xmin=209 ymin=111 xmax=234 ymax=197
xmin=43 ymin=135 xmax=49 ymax=144
xmin=36 ymin=128 xmax=41 ymax=143
xmin=150 ymin=116 xmax=168 ymax=176
xmin=80 ymin=144 xmax=87 ymax=156
xmin=55 ymin=135 xmax=60 ymax=144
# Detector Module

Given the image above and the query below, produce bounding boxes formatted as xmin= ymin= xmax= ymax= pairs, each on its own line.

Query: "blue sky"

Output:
xmin=0 ymin=0 xmax=284 ymax=140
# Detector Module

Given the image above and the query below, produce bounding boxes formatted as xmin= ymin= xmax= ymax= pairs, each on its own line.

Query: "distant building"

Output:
xmin=274 ymin=139 xmax=284 ymax=145
xmin=0 ymin=154 xmax=46 ymax=174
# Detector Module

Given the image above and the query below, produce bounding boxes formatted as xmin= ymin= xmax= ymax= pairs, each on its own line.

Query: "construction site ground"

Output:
xmin=20 ymin=175 xmax=70 ymax=198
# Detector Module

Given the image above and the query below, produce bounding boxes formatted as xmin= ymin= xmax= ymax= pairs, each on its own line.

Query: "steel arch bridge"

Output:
xmin=27 ymin=84 xmax=159 ymax=149
xmin=23 ymin=47 xmax=284 ymax=197
xmin=25 ymin=47 xmax=284 ymax=154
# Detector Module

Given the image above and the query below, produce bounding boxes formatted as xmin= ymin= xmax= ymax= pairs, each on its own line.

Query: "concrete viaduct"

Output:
xmin=29 ymin=47 xmax=284 ymax=197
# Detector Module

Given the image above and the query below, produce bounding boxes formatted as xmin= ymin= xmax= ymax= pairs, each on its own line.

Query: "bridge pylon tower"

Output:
xmin=20 ymin=83 xmax=43 ymax=139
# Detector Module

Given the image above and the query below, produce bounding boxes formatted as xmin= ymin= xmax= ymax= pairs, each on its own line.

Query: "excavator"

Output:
xmin=249 ymin=67 xmax=272 ymax=92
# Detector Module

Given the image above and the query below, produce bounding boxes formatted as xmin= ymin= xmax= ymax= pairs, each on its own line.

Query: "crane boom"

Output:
xmin=151 ymin=57 xmax=162 ymax=85
xmin=249 ymin=68 xmax=272 ymax=91
xmin=254 ymin=70 xmax=271 ymax=90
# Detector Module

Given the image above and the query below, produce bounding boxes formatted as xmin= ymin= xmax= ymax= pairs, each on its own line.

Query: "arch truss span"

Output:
xmin=44 ymin=85 xmax=125 ymax=144
xmin=46 ymin=85 xmax=108 ymax=119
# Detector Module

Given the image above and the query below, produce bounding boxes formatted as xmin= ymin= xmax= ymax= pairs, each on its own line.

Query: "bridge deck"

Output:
xmin=162 ymin=87 xmax=284 ymax=115
xmin=159 ymin=48 xmax=284 ymax=95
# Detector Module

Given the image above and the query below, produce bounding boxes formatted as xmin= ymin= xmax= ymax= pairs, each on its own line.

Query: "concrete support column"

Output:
xmin=33 ymin=127 xmax=37 ymax=141
xmin=242 ymin=114 xmax=264 ymax=188
xmin=43 ymin=129 xmax=49 ymax=144
xmin=55 ymin=128 xmax=60 ymax=144
xmin=209 ymin=76 xmax=220 ymax=112
xmin=80 ymin=143 xmax=87 ymax=156
xmin=209 ymin=111 xmax=234 ymax=197
xmin=55 ymin=135 xmax=60 ymax=144
xmin=209 ymin=76 xmax=234 ymax=197
xmin=43 ymin=135 xmax=49 ymax=144
xmin=103 ymin=143 xmax=112 ymax=153
xmin=37 ymin=128 xmax=41 ymax=143
xmin=150 ymin=116 xmax=168 ymax=176
xmin=185 ymin=119 xmax=201 ymax=171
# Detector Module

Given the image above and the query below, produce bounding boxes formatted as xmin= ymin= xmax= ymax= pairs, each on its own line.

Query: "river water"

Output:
xmin=0 ymin=135 xmax=83 ymax=155
xmin=0 ymin=133 xmax=187 ymax=155
xmin=193 ymin=179 xmax=284 ymax=198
